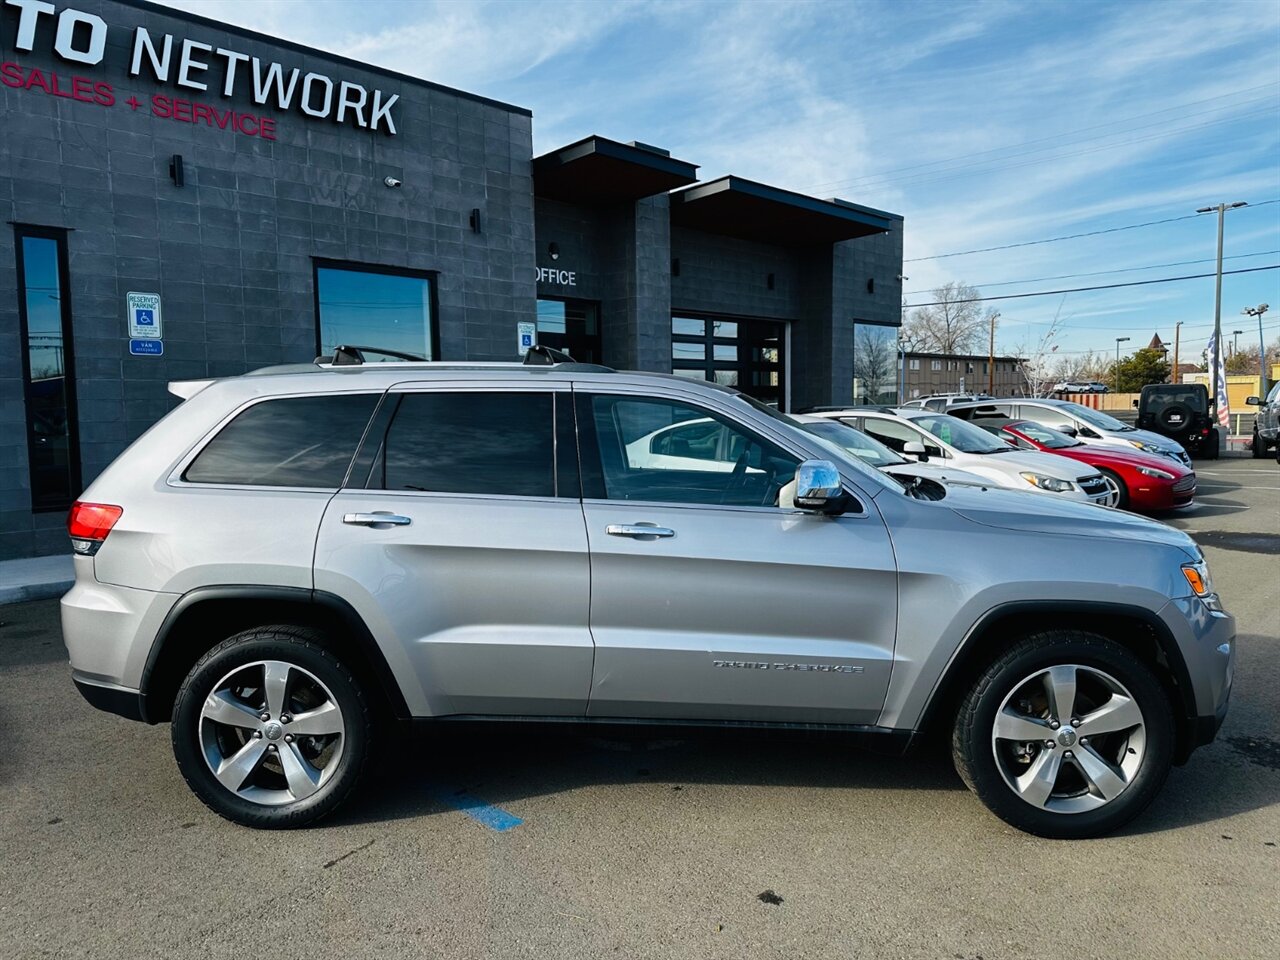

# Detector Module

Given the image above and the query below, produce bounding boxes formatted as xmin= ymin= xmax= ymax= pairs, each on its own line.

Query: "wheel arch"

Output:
xmin=914 ymin=601 xmax=1199 ymax=763
xmin=138 ymin=586 xmax=410 ymax=724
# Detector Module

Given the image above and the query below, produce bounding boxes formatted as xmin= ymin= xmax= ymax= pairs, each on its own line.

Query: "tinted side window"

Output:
xmin=862 ymin=418 xmax=942 ymax=456
xmin=582 ymin=394 xmax=798 ymax=507
xmin=376 ymin=392 xmax=555 ymax=497
xmin=185 ymin=394 xmax=379 ymax=487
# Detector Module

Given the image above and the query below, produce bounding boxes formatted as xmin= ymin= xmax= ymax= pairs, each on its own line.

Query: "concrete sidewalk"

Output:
xmin=0 ymin=555 xmax=74 ymax=605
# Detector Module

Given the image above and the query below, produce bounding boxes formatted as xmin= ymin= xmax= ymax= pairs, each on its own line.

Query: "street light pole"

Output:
xmin=1196 ymin=201 xmax=1248 ymax=407
xmin=1114 ymin=336 xmax=1130 ymax=390
xmin=1244 ymin=303 xmax=1271 ymax=395
xmin=1231 ymin=329 xmax=1243 ymax=356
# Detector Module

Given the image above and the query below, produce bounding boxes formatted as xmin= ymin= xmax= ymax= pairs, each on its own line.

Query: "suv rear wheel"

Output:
xmin=172 ymin=626 xmax=372 ymax=828
xmin=952 ymin=630 xmax=1173 ymax=838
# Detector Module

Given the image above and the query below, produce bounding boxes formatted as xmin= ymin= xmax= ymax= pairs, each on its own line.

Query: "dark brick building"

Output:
xmin=1 ymin=0 xmax=903 ymax=559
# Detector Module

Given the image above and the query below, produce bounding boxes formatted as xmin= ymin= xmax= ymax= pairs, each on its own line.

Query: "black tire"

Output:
xmin=172 ymin=625 xmax=372 ymax=828
xmin=1156 ymin=402 xmax=1193 ymax=435
xmin=1097 ymin=467 xmax=1129 ymax=510
xmin=1252 ymin=427 xmax=1265 ymax=458
xmin=952 ymin=630 xmax=1174 ymax=839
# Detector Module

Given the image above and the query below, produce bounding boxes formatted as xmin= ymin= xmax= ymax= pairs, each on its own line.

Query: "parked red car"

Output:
xmin=969 ymin=416 xmax=1196 ymax=511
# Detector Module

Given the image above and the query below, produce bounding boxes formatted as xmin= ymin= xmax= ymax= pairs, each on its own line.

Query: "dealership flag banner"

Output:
xmin=1206 ymin=332 xmax=1231 ymax=429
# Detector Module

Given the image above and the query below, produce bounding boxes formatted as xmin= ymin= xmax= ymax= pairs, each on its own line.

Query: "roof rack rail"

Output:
xmin=313 ymin=345 xmax=427 ymax=366
xmin=522 ymin=344 xmax=576 ymax=365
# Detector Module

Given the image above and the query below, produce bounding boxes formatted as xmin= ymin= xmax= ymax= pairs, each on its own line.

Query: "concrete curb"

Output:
xmin=0 ymin=555 xmax=74 ymax=606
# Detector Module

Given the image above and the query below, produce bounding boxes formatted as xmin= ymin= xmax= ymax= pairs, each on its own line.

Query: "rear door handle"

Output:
xmin=343 ymin=512 xmax=413 ymax=527
xmin=606 ymin=523 xmax=675 ymax=539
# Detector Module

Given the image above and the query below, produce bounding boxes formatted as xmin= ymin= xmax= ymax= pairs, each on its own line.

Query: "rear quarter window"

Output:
xmin=183 ymin=394 xmax=379 ymax=487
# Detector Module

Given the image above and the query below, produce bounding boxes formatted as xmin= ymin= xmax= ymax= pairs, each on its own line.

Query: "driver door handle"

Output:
xmin=606 ymin=523 xmax=676 ymax=539
xmin=343 ymin=512 xmax=413 ymax=527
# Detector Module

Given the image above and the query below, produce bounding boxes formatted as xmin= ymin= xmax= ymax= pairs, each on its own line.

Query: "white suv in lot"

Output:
xmin=809 ymin=408 xmax=1113 ymax=505
xmin=61 ymin=355 xmax=1233 ymax=838
xmin=950 ymin=399 xmax=1191 ymax=466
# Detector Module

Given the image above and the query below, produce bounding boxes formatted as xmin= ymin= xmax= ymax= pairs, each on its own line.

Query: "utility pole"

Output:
xmin=1231 ymin=329 xmax=1243 ymax=357
xmin=1196 ymin=201 xmax=1248 ymax=407
xmin=987 ymin=312 xmax=998 ymax=394
xmin=1114 ymin=336 xmax=1130 ymax=389
xmin=1172 ymin=320 xmax=1182 ymax=384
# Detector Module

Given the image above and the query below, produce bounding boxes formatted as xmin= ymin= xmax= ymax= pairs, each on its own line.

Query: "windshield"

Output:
xmin=913 ymin=414 xmax=1014 ymax=454
xmin=796 ymin=420 xmax=909 ymax=467
xmin=1059 ymin=402 xmax=1131 ymax=432
xmin=1009 ymin=421 xmax=1081 ymax=449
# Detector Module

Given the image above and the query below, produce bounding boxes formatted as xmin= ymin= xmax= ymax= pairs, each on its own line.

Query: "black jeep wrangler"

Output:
xmin=1136 ymin=383 xmax=1219 ymax=459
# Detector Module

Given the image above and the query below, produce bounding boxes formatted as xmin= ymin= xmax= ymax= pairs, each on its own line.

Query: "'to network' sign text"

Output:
xmin=0 ymin=0 xmax=400 ymax=134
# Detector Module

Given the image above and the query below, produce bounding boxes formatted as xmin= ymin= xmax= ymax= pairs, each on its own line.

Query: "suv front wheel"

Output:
xmin=172 ymin=626 xmax=372 ymax=828
xmin=952 ymin=631 xmax=1173 ymax=838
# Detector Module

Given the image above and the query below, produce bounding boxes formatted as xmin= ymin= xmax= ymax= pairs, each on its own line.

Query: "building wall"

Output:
xmin=901 ymin=353 xmax=1027 ymax=399
xmin=0 ymin=0 xmax=534 ymax=558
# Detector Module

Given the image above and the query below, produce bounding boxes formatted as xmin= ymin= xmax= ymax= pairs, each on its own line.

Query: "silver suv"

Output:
xmin=62 ymin=357 xmax=1235 ymax=837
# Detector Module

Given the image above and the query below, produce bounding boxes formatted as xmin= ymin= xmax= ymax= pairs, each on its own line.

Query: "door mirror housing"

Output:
xmin=794 ymin=459 xmax=849 ymax=514
xmin=1245 ymin=395 xmax=1261 ymax=406
xmin=902 ymin=440 xmax=928 ymax=461
xmin=1054 ymin=424 xmax=1078 ymax=437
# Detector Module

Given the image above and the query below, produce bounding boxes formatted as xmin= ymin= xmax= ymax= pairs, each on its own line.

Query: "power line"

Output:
xmin=907 ymin=264 xmax=1280 ymax=306
xmin=903 ymin=249 xmax=1280 ymax=295
xmin=905 ymin=199 xmax=1279 ymax=262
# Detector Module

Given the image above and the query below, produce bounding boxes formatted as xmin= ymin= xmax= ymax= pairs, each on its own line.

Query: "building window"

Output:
xmin=316 ymin=261 xmax=437 ymax=360
xmin=16 ymin=225 xmax=80 ymax=512
xmin=671 ymin=315 xmax=786 ymax=408
xmin=851 ymin=322 xmax=899 ymax=405
xmin=966 ymin=362 xmax=975 ymax=374
xmin=908 ymin=358 xmax=920 ymax=370
xmin=931 ymin=359 xmax=942 ymax=371
xmin=536 ymin=298 xmax=601 ymax=364
xmin=910 ymin=388 xmax=920 ymax=398
xmin=948 ymin=361 xmax=957 ymax=371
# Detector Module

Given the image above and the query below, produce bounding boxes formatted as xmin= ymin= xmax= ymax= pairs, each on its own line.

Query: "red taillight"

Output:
xmin=68 ymin=502 xmax=123 ymax=555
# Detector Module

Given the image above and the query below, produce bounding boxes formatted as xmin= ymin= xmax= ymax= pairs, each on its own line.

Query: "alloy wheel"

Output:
xmin=991 ymin=664 xmax=1146 ymax=814
xmin=1098 ymin=473 xmax=1123 ymax=508
xmin=198 ymin=659 xmax=346 ymax=806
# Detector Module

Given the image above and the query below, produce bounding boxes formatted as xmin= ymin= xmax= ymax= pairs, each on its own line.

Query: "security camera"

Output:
xmin=383 ymin=176 xmax=403 ymax=188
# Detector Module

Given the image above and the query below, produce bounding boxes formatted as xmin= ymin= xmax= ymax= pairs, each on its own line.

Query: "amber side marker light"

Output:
xmin=67 ymin=502 xmax=123 ymax=556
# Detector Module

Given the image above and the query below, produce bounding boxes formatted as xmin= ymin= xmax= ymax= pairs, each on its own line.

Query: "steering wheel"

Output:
xmin=719 ymin=447 xmax=752 ymax=505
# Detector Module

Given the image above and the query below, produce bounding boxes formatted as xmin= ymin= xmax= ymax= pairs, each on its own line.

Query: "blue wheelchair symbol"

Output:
xmin=520 ymin=333 xmax=533 ymax=347
xmin=135 ymin=309 xmax=154 ymax=326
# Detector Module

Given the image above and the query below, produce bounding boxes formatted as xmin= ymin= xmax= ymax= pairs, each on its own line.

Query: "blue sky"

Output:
xmin=164 ymin=0 xmax=1280 ymax=363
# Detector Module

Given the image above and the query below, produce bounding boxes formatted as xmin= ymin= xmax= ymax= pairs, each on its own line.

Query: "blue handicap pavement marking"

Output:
xmin=430 ymin=786 xmax=523 ymax=832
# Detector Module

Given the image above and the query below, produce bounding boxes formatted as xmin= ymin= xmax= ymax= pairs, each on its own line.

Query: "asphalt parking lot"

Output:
xmin=1 ymin=457 xmax=1277 ymax=960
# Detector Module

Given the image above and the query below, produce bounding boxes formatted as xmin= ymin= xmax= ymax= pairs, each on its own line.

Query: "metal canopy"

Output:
xmin=670 ymin=176 xmax=899 ymax=245
xmin=533 ymin=136 xmax=699 ymax=204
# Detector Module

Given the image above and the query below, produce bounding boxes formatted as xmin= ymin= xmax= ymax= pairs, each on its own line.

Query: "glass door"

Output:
xmin=536 ymin=299 xmax=601 ymax=364
xmin=671 ymin=315 xmax=787 ymax=409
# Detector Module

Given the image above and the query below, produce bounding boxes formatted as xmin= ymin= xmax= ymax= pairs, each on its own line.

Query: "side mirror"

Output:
xmin=1053 ymin=423 xmax=1077 ymax=436
xmin=903 ymin=440 xmax=928 ymax=461
xmin=1246 ymin=396 xmax=1261 ymax=406
xmin=794 ymin=459 xmax=848 ymax=515
xmin=1132 ymin=399 xmax=1140 ymax=409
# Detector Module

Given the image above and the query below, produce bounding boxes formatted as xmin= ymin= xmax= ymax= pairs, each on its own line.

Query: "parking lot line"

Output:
xmin=430 ymin=787 xmax=524 ymax=832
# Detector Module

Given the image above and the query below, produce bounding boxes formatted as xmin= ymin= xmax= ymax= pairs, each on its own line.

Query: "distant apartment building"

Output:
xmin=900 ymin=351 xmax=1027 ymax=400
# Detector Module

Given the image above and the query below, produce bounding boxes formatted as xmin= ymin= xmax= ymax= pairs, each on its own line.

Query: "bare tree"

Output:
xmin=903 ymin=282 xmax=997 ymax=355
xmin=1011 ymin=297 xmax=1069 ymax=396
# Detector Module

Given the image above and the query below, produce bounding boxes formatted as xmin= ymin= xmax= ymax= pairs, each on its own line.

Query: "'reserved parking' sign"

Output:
xmin=127 ymin=292 xmax=163 ymax=339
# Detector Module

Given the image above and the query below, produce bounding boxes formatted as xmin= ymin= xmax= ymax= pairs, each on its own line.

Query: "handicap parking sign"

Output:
xmin=126 ymin=292 xmax=163 ymax=339
xmin=516 ymin=321 xmax=537 ymax=356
